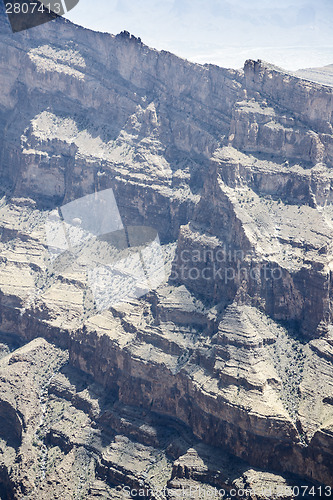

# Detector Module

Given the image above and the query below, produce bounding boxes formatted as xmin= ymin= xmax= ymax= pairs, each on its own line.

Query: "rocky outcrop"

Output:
xmin=244 ymin=60 xmax=333 ymax=136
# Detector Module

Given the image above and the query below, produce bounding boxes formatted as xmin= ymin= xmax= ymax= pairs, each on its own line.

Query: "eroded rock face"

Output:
xmin=0 ymin=5 xmax=333 ymax=497
xmin=172 ymin=148 xmax=333 ymax=336
xmin=0 ymin=334 xmax=322 ymax=499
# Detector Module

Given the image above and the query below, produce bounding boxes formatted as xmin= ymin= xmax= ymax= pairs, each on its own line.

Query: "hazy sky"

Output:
xmin=65 ymin=0 xmax=333 ymax=70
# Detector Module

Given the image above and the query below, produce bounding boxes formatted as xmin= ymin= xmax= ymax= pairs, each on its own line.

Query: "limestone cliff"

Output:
xmin=0 ymin=5 xmax=333 ymax=498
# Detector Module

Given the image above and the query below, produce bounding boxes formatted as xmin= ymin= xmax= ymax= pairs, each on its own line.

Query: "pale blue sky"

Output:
xmin=65 ymin=0 xmax=333 ymax=70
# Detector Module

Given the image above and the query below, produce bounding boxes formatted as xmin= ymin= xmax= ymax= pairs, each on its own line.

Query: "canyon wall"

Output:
xmin=0 ymin=5 xmax=333 ymax=496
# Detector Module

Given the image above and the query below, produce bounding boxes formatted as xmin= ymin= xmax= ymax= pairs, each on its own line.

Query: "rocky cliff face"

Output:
xmin=0 ymin=5 xmax=333 ymax=498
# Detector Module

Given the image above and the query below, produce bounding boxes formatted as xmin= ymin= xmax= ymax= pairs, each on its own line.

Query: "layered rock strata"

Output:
xmin=0 ymin=4 xmax=332 ymax=497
